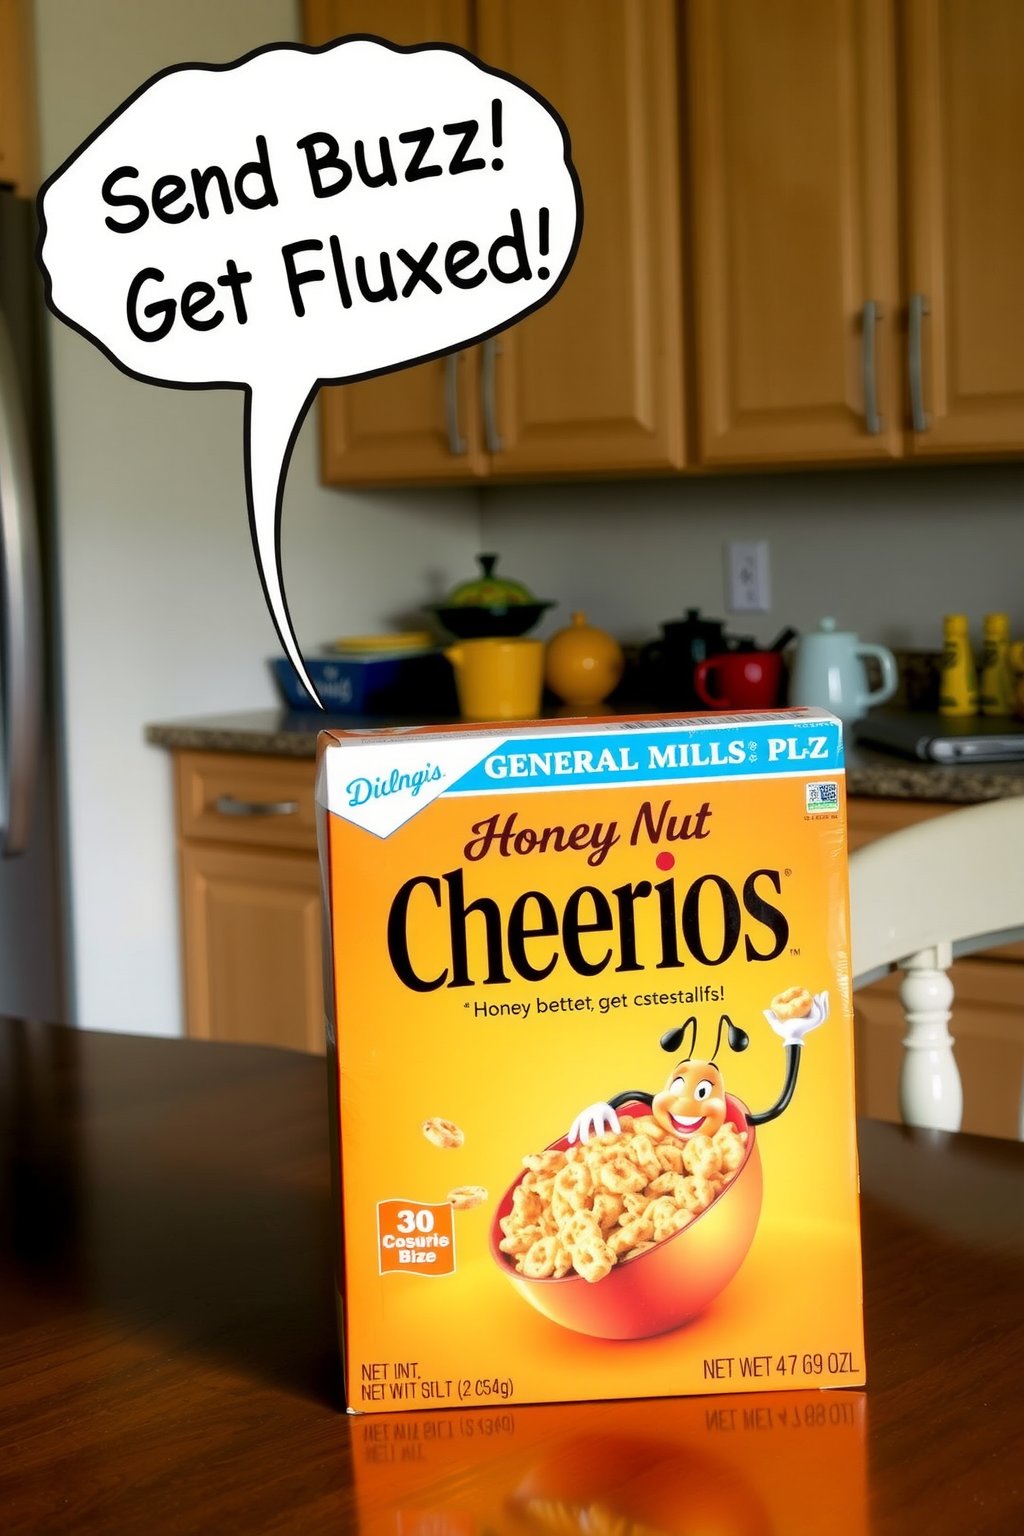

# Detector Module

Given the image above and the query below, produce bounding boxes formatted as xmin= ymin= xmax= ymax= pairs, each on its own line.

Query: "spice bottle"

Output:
xmin=939 ymin=614 xmax=978 ymax=717
xmin=979 ymin=612 xmax=1015 ymax=717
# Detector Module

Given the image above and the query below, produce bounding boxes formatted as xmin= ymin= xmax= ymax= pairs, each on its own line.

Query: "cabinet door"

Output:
xmin=476 ymin=0 xmax=686 ymax=475
xmin=688 ymin=0 xmax=902 ymax=465
xmin=318 ymin=352 xmax=486 ymax=486
xmin=180 ymin=842 xmax=324 ymax=1054
xmin=302 ymin=1 xmax=486 ymax=485
xmin=903 ymin=0 xmax=1024 ymax=455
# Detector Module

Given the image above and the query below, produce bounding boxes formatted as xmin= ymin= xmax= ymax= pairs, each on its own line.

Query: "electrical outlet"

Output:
xmin=726 ymin=540 xmax=771 ymax=613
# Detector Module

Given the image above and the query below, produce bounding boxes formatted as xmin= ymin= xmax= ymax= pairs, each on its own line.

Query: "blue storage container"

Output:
xmin=271 ymin=649 xmax=456 ymax=714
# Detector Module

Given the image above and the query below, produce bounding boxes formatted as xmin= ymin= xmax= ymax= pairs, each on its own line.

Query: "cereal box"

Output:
xmin=316 ymin=710 xmax=864 ymax=1413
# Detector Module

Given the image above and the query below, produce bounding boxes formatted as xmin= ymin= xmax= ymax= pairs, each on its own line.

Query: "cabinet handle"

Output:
xmin=909 ymin=292 xmax=930 ymax=432
xmin=444 ymin=352 xmax=467 ymax=456
xmin=482 ymin=336 xmax=503 ymax=453
xmin=214 ymin=794 xmax=299 ymax=818
xmin=862 ymin=301 xmax=882 ymax=435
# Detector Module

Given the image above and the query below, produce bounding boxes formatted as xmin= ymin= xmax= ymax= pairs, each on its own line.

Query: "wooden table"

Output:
xmin=1 ymin=1021 xmax=1020 ymax=1534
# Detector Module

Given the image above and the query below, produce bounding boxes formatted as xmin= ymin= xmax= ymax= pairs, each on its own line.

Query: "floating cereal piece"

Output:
xmin=423 ymin=1116 xmax=464 ymax=1149
xmin=447 ymin=1184 xmax=487 ymax=1210
xmin=770 ymin=985 xmax=812 ymax=1020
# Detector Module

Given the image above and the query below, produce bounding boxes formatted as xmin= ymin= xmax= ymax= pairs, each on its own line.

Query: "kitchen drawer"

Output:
xmin=176 ymin=752 xmax=317 ymax=853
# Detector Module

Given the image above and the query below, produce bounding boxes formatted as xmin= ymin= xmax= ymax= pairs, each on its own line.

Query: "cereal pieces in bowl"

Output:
xmin=490 ymin=1099 xmax=762 ymax=1340
xmin=498 ymin=1117 xmax=747 ymax=1282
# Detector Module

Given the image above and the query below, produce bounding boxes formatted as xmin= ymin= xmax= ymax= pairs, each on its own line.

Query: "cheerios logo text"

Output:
xmin=385 ymin=796 xmax=791 ymax=990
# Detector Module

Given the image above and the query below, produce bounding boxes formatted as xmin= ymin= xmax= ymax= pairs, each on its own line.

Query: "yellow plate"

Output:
xmin=329 ymin=631 xmax=435 ymax=655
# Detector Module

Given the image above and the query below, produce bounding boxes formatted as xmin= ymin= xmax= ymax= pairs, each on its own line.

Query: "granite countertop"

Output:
xmin=145 ymin=709 xmax=1024 ymax=804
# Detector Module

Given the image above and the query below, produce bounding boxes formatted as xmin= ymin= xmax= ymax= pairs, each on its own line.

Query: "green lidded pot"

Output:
xmin=429 ymin=554 xmax=555 ymax=638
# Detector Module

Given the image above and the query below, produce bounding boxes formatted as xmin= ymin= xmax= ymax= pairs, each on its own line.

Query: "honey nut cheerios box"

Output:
xmin=316 ymin=709 xmax=865 ymax=1414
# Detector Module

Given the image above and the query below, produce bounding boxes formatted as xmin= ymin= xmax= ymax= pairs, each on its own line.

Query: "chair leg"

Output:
xmin=898 ymin=944 xmax=963 ymax=1132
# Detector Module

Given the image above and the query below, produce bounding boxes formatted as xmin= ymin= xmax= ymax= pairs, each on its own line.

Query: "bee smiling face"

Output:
xmin=652 ymin=1060 xmax=728 ymax=1141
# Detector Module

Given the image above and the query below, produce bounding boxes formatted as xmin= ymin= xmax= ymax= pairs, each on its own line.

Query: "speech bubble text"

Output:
xmin=38 ymin=38 xmax=582 ymax=704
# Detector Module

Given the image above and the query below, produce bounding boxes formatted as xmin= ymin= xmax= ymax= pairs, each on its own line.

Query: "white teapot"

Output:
xmin=788 ymin=618 xmax=898 ymax=722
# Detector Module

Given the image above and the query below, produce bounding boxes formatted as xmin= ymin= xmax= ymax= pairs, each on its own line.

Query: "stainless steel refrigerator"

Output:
xmin=0 ymin=186 xmax=67 ymax=1021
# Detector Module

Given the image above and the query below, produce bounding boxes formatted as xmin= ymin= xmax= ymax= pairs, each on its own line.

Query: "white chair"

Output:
xmin=850 ymin=796 xmax=1024 ymax=1137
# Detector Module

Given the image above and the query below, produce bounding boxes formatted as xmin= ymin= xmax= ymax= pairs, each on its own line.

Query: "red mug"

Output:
xmin=693 ymin=651 xmax=783 ymax=710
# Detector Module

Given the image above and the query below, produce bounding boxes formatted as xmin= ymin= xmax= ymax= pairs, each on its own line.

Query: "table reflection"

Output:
xmin=352 ymin=1390 xmax=867 ymax=1536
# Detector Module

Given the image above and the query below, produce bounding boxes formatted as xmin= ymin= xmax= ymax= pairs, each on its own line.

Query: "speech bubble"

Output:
xmin=37 ymin=37 xmax=582 ymax=705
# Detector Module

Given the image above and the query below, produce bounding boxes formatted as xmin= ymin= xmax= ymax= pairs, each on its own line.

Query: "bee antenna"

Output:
xmin=711 ymin=1014 xmax=750 ymax=1062
xmin=660 ymin=1017 xmax=697 ymax=1057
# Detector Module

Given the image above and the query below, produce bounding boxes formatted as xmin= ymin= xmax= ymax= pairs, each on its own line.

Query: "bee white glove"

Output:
xmin=567 ymin=1102 xmax=621 ymax=1145
xmin=763 ymin=990 xmax=830 ymax=1046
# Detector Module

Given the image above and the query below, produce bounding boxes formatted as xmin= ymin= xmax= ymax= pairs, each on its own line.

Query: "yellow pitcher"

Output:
xmin=445 ymin=638 xmax=544 ymax=721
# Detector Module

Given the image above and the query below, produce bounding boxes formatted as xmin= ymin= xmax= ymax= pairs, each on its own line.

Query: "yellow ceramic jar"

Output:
xmin=544 ymin=611 xmax=625 ymax=708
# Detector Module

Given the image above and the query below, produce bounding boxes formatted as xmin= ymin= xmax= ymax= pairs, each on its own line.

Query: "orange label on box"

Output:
xmin=318 ymin=710 xmax=865 ymax=1413
xmin=378 ymin=1200 xmax=456 ymax=1276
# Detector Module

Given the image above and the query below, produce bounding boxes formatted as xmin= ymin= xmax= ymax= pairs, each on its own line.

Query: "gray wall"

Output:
xmin=480 ymin=465 xmax=1024 ymax=652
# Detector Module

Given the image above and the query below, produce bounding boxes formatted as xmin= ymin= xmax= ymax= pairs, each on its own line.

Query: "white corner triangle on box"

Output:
xmin=321 ymin=732 xmax=508 ymax=838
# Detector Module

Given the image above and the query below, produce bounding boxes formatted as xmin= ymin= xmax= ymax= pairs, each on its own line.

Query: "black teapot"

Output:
xmin=640 ymin=613 xmax=799 ymax=710
xmin=639 ymin=609 xmax=730 ymax=710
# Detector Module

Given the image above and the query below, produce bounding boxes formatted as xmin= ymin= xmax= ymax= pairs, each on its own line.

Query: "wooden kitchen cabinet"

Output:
xmin=848 ymin=796 xmax=1024 ymax=1139
xmin=303 ymin=0 xmax=1024 ymax=481
xmin=0 ymin=0 xmax=36 ymax=194
xmin=471 ymin=1 xmax=685 ymax=476
xmin=302 ymin=1 xmax=485 ymax=485
xmin=174 ymin=752 xmax=324 ymax=1054
xmin=689 ymin=0 xmax=1024 ymax=467
xmin=687 ymin=0 xmax=903 ymax=465
xmin=301 ymin=0 xmax=686 ymax=483
xmin=902 ymin=0 xmax=1024 ymax=456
